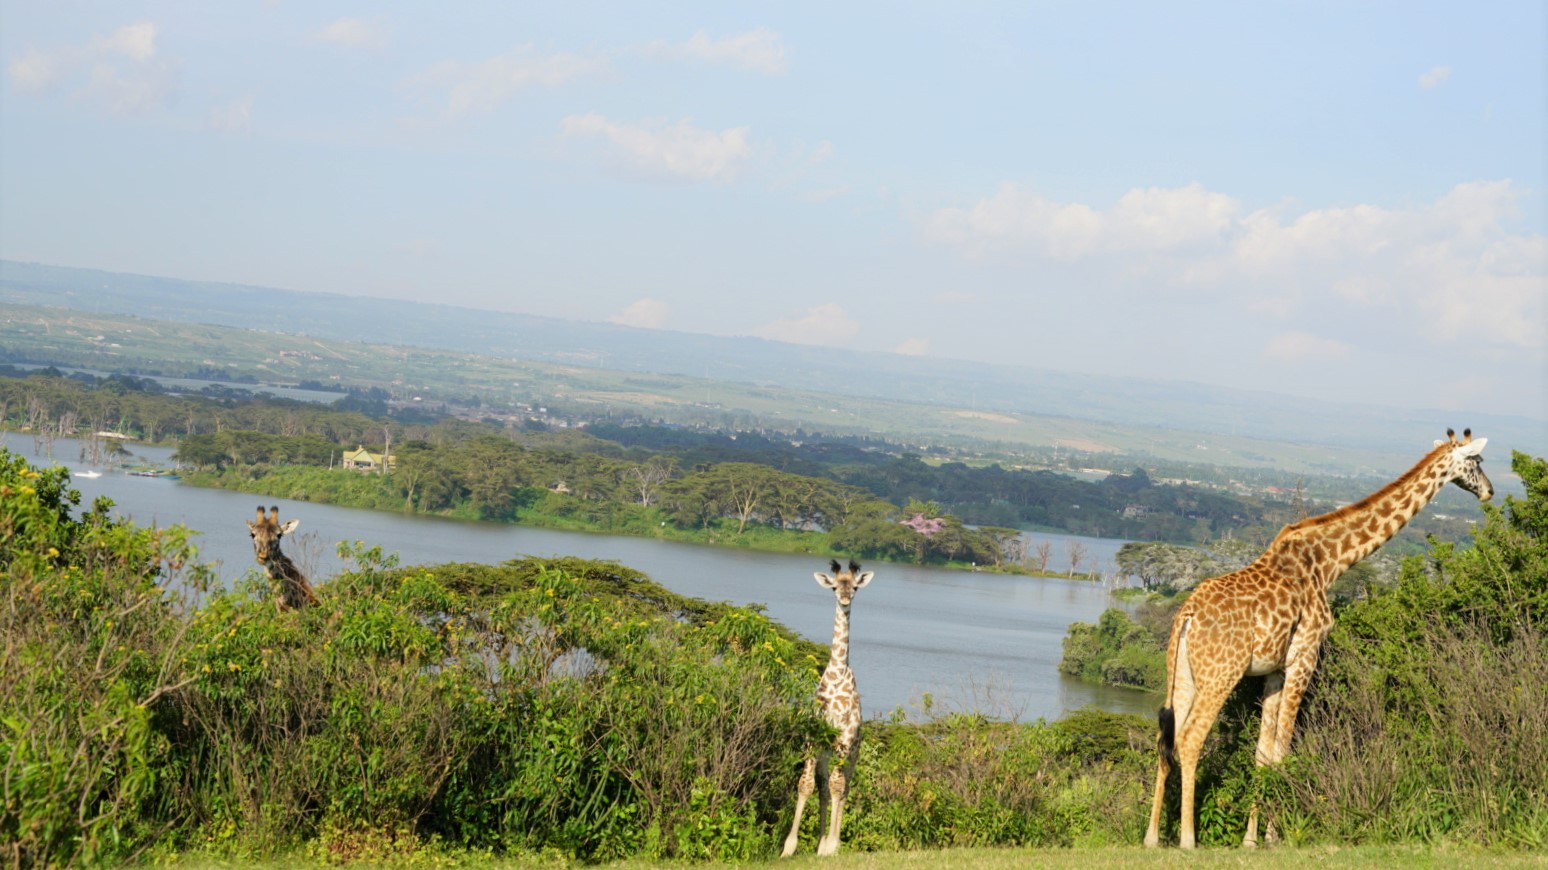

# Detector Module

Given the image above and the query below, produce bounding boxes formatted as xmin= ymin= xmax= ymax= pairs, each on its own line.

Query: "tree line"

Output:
xmin=2 ymin=369 xmax=1298 ymax=555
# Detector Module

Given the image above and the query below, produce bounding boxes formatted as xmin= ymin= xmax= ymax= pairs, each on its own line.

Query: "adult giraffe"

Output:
xmin=1145 ymin=429 xmax=1491 ymax=849
xmin=782 ymin=559 xmax=874 ymax=858
xmin=246 ymin=505 xmax=319 ymax=611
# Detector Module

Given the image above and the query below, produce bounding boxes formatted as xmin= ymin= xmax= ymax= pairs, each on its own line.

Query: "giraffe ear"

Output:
xmin=814 ymin=571 xmax=837 ymax=589
xmin=279 ymin=519 xmax=300 ymax=535
xmin=1461 ymin=437 xmax=1487 ymax=456
xmin=854 ymin=571 xmax=875 ymax=588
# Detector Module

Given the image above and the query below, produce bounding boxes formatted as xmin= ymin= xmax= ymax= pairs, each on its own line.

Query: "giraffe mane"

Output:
xmin=1273 ymin=438 xmax=1451 ymax=540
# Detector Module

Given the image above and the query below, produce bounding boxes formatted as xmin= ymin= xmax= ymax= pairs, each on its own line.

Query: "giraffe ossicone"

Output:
xmin=246 ymin=505 xmax=319 ymax=612
xmin=782 ymin=558 xmax=874 ymax=858
xmin=1144 ymin=429 xmax=1491 ymax=849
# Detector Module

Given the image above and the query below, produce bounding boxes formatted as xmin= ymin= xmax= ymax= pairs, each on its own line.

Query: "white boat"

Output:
xmin=73 ymin=470 xmax=102 ymax=479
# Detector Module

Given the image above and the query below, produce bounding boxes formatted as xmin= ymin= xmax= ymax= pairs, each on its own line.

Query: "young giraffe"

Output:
xmin=782 ymin=559 xmax=875 ymax=858
xmin=1145 ymin=429 xmax=1491 ymax=849
xmin=246 ymin=505 xmax=319 ymax=611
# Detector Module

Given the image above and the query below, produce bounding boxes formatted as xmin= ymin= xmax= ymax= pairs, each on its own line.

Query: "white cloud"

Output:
xmin=314 ymin=18 xmax=389 ymax=50
xmin=1418 ymin=65 xmax=1452 ymax=90
xmin=7 ymin=22 xmax=177 ymax=114
xmin=647 ymin=28 xmax=787 ymax=75
xmin=9 ymin=50 xmax=65 ymax=92
xmin=1223 ymin=180 xmax=1543 ymax=347
xmin=207 ymin=94 xmax=255 ymax=135
xmin=94 ymin=22 xmax=157 ymax=61
xmin=928 ymin=182 xmax=1239 ymax=259
xmin=407 ymin=45 xmax=607 ymax=116
xmin=929 ymin=179 xmax=1544 ymax=353
xmin=753 ymin=303 xmax=860 ymax=345
xmin=611 ymin=298 xmax=669 ymax=329
xmin=561 ymin=113 xmax=752 ymax=183
xmin=895 ymin=337 xmax=931 ymax=355
xmin=1264 ymin=331 xmax=1352 ymax=361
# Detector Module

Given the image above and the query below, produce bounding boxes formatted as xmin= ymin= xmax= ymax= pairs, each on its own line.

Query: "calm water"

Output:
xmin=5 ymin=433 xmax=1157 ymax=722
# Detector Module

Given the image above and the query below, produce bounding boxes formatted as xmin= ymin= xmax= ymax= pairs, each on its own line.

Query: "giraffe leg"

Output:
xmin=1147 ymin=624 xmax=1196 ymax=847
xmin=817 ymin=753 xmax=851 ymax=856
xmin=1144 ymin=742 xmax=1171 ymax=848
xmin=1260 ymin=633 xmax=1325 ymax=846
xmin=1176 ymin=680 xmax=1235 ymax=850
xmin=781 ymin=755 xmax=817 ymax=857
xmin=1244 ymin=671 xmax=1286 ymax=848
xmin=814 ymin=754 xmax=832 ymax=853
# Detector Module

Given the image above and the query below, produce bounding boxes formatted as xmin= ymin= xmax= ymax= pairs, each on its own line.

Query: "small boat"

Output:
xmin=74 ymin=470 xmax=102 ymax=479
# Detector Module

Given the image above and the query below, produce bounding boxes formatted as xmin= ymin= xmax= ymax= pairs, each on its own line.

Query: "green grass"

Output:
xmin=151 ymin=844 xmax=1548 ymax=870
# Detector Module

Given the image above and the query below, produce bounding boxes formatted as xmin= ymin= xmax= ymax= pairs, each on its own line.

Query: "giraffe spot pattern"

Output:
xmin=1147 ymin=433 xmax=1491 ymax=849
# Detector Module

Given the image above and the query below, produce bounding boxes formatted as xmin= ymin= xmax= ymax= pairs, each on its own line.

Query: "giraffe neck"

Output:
xmin=827 ymin=599 xmax=852 ymax=671
xmin=265 ymin=550 xmax=305 ymax=582
xmin=1282 ymin=446 xmax=1451 ymax=577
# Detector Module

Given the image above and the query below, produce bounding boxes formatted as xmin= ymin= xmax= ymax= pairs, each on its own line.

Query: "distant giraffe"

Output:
xmin=782 ymin=559 xmax=875 ymax=858
xmin=1145 ymin=429 xmax=1492 ymax=849
xmin=246 ymin=505 xmax=318 ymax=611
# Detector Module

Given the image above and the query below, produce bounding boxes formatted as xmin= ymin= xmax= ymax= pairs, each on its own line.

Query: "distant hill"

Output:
xmin=2 ymin=259 xmax=1541 ymax=462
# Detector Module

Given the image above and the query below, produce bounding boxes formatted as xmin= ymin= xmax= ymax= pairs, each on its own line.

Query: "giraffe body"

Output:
xmin=246 ymin=505 xmax=318 ymax=611
xmin=1145 ymin=430 xmax=1491 ymax=849
xmin=782 ymin=559 xmax=874 ymax=858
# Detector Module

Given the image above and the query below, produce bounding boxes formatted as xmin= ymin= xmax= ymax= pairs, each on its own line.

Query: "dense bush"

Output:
xmin=844 ymin=708 xmax=1156 ymax=850
xmin=1 ymin=447 xmax=827 ymax=865
xmin=1 ymin=449 xmax=211 ymax=866
xmin=1059 ymin=608 xmax=1167 ymax=691
xmin=5 ymin=445 xmax=1545 ymax=864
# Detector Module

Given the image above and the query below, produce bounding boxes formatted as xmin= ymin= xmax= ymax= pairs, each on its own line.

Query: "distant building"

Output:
xmin=341 ymin=445 xmax=394 ymax=472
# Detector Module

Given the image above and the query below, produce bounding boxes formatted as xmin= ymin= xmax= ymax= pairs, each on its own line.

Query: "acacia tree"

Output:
xmin=627 ymin=458 xmax=675 ymax=507
xmin=716 ymin=463 xmax=768 ymax=534
xmin=977 ymin=527 xmax=1025 ymax=568
xmin=1033 ymin=541 xmax=1054 ymax=573
xmin=1114 ymin=541 xmax=1223 ymax=590
xmin=1065 ymin=540 xmax=1087 ymax=578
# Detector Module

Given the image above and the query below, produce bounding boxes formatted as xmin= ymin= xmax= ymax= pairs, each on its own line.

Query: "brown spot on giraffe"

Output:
xmin=782 ymin=559 xmax=874 ymax=858
xmin=1145 ymin=430 xmax=1491 ymax=849
xmin=246 ymin=505 xmax=318 ymax=611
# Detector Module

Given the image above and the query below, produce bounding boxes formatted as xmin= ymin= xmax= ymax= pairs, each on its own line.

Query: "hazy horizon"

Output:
xmin=2 ymin=3 xmax=1543 ymax=419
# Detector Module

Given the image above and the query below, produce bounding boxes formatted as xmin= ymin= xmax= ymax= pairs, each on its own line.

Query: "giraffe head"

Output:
xmin=1433 ymin=428 xmax=1492 ymax=502
xmin=815 ymin=558 xmax=875 ymax=606
xmin=246 ymin=505 xmax=300 ymax=563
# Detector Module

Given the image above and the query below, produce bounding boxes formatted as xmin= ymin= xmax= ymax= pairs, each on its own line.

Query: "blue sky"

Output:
xmin=1 ymin=2 xmax=1543 ymax=422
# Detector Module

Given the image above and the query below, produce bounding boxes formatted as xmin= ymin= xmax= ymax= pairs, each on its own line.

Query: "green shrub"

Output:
xmin=844 ymin=709 xmax=1155 ymax=850
xmin=1059 ymin=608 xmax=1166 ymax=690
xmin=1 ymin=448 xmax=208 ymax=867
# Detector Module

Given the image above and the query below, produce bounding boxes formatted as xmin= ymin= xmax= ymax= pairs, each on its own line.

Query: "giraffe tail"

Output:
xmin=1156 ymin=615 xmax=1190 ymax=767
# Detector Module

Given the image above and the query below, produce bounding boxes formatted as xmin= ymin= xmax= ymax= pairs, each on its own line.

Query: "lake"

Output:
xmin=4 ymin=432 xmax=1158 ymax=723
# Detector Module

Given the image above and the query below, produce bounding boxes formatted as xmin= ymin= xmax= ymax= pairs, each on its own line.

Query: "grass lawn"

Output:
xmin=156 ymin=844 xmax=1548 ymax=870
